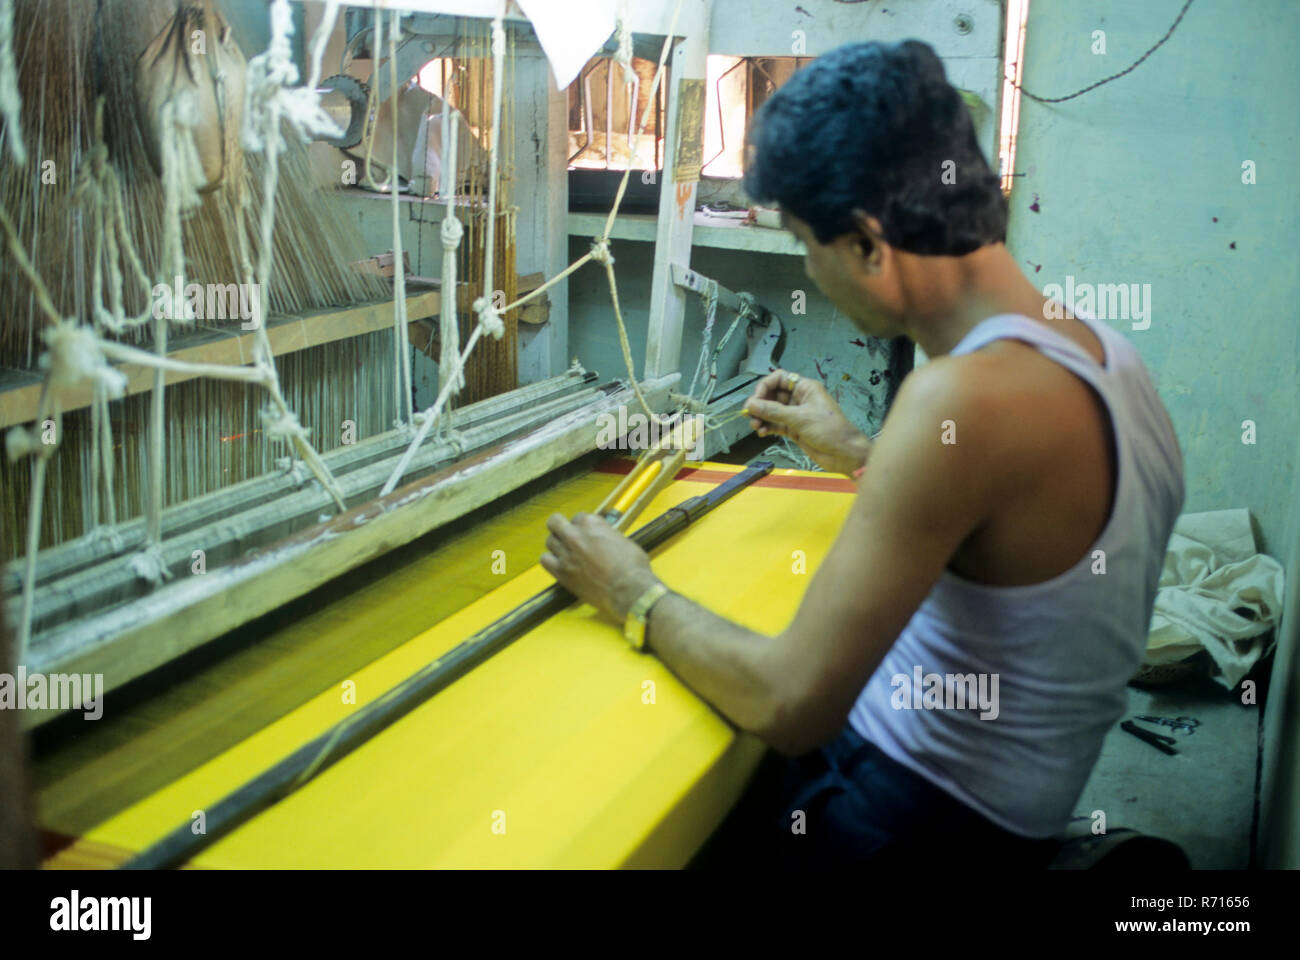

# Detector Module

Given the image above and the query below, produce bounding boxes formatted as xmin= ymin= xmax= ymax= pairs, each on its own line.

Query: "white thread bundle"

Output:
xmin=0 ymin=0 xmax=25 ymax=165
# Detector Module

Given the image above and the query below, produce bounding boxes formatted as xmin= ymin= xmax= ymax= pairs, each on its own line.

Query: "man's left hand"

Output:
xmin=541 ymin=513 xmax=660 ymax=622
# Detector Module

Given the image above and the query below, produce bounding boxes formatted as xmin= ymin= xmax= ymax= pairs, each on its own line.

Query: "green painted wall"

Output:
xmin=1007 ymin=0 xmax=1298 ymax=555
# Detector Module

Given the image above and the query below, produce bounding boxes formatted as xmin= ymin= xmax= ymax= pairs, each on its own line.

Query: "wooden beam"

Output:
xmin=644 ymin=24 xmax=710 ymax=379
xmin=0 ymin=293 xmax=441 ymax=429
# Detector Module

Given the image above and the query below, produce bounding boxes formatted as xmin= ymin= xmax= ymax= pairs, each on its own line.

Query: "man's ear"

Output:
xmin=850 ymin=209 xmax=888 ymax=273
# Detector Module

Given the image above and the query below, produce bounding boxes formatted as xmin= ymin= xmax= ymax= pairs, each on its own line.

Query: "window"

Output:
xmin=567 ymin=57 xmax=667 ymax=170
xmin=565 ymin=55 xmax=811 ymax=177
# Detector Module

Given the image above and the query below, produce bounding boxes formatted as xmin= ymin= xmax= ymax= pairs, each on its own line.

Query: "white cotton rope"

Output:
xmin=305 ymin=0 xmax=341 ymax=92
xmin=438 ymin=110 xmax=463 ymax=398
xmin=40 ymin=320 xmax=128 ymax=397
xmin=686 ymin=280 xmax=718 ymax=400
xmin=129 ymin=544 xmax=172 ymax=586
xmin=481 ymin=17 xmax=506 ymax=316
xmin=159 ymin=92 xmax=206 ymax=325
xmin=237 ymin=0 xmax=347 ymax=510
xmin=389 ymin=8 xmax=414 ymax=427
xmin=706 ymin=294 xmax=751 ymax=403
xmin=598 ymin=0 xmax=683 ymax=427
xmin=243 ymin=0 xmax=342 ymax=152
xmin=615 ymin=3 xmax=634 ymax=87
xmin=137 ymin=90 xmax=208 ymax=567
xmin=378 ymin=14 xmax=509 ymax=498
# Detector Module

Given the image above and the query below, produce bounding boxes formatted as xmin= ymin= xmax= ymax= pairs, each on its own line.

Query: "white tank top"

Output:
xmin=848 ymin=313 xmax=1184 ymax=837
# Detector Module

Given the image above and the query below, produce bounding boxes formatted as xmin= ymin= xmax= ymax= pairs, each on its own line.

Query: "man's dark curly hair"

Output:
xmin=744 ymin=40 xmax=1007 ymax=256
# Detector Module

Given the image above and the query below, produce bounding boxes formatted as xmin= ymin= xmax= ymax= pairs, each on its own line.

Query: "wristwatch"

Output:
xmin=624 ymin=582 xmax=671 ymax=652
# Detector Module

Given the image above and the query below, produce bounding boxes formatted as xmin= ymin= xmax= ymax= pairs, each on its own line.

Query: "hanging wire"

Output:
xmin=1012 ymin=0 xmax=1194 ymax=104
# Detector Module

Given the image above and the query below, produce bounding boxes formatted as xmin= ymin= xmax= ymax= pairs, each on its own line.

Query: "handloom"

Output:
xmin=5 ymin=0 xmax=812 ymax=868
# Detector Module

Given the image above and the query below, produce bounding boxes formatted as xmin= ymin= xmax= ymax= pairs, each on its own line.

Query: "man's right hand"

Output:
xmin=744 ymin=369 xmax=872 ymax=477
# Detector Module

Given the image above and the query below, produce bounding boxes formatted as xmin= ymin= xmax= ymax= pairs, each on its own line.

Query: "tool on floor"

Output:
xmin=1134 ymin=715 xmax=1200 ymax=735
xmin=596 ymin=416 xmax=701 ymax=531
xmin=1121 ymin=720 xmax=1178 ymax=755
xmin=120 ymin=460 xmax=775 ymax=870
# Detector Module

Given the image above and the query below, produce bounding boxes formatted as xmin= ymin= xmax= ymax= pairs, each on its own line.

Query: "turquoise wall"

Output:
xmin=1008 ymin=0 xmax=1298 ymax=555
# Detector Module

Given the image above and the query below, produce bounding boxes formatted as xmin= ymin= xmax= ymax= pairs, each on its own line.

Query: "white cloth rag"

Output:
xmin=1146 ymin=508 xmax=1285 ymax=689
xmin=515 ymin=0 xmax=619 ymax=91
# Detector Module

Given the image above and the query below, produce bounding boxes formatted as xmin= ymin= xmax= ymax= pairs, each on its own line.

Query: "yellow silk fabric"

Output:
xmin=44 ymin=463 xmax=854 ymax=868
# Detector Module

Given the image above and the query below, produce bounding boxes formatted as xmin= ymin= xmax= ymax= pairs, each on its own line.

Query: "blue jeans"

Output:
xmin=696 ymin=725 xmax=1057 ymax=868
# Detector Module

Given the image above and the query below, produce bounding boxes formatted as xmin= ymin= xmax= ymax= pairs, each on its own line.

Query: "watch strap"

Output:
xmin=624 ymin=581 xmax=670 ymax=651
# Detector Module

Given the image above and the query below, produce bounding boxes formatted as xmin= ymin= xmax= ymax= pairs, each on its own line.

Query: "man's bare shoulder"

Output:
xmin=893 ymin=343 xmax=1095 ymax=467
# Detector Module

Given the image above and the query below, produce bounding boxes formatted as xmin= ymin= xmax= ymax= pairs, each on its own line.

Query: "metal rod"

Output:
xmin=121 ymin=461 xmax=774 ymax=869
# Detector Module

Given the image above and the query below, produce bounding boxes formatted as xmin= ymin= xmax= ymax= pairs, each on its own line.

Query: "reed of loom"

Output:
xmin=0 ymin=0 xmax=392 ymax=557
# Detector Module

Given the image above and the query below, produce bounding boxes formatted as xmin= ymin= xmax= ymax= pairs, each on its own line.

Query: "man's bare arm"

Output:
xmin=543 ymin=359 xmax=1005 ymax=755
